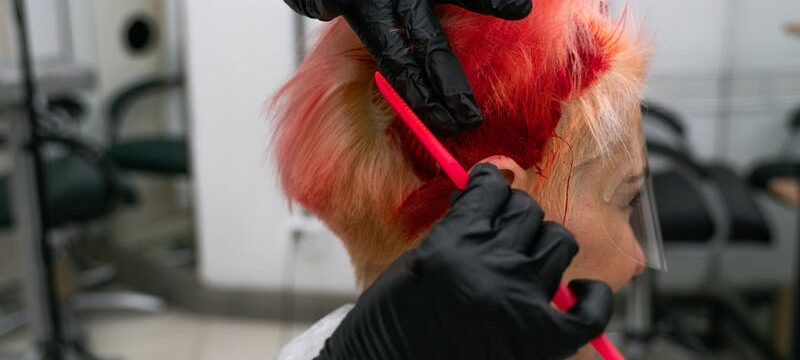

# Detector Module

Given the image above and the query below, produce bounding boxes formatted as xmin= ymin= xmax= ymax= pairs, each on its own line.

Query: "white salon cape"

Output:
xmin=275 ymin=304 xmax=354 ymax=360
xmin=273 ymin=304 xmax=612 ymax=360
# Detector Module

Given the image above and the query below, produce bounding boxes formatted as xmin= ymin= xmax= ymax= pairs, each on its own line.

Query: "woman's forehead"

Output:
xmin=575 ymin=131 xmax=646 ymax=180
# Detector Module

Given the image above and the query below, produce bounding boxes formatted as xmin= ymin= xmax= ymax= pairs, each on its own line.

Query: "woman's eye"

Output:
xmin=628 ymin=192 xmax=641 ymax=208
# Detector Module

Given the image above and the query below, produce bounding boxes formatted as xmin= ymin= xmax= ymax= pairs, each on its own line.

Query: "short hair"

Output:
xmin=272 ymin=0 xmax=648 ymax=286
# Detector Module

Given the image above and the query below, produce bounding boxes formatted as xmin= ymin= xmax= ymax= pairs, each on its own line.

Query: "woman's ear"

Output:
xmin=476 ymin=155 xmax=530 ymax=191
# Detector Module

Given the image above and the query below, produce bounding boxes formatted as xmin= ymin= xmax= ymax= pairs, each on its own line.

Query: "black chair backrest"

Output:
xmin=641 ymin=101 xmax=692 ymax=156
xmin=647 ymin=141 xmax=709 ymax=178
xmin=641 ymin=102 xmax=686 ymax=137
xmin=790 ymin=106 xmax=800 ymax=133
xmin=106 ymin=75 xmax=185 ymax=143
xmin=646 ymin=140 xmax=716 ymax=243
xmin=781 ymin=105 xmax=800 ymax=157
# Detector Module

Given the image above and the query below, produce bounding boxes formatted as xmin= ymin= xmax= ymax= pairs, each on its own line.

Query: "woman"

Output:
xmin=273 ymin=0 xmax=653 ymax=358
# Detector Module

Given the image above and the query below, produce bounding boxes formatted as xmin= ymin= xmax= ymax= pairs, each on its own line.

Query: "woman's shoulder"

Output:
xmin=274 ymin=304 xmax=354 ymax=360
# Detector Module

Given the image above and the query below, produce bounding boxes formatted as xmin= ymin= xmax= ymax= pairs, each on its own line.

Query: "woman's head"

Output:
xmin=272 ymin=0 xmax=649 ymax=289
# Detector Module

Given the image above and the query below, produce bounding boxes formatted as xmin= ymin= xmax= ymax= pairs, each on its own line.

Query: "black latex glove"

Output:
xmin=284 ymin=0 xmax=532 ymax=136
xmin=316 ymin=164 xmax=614 ymax=360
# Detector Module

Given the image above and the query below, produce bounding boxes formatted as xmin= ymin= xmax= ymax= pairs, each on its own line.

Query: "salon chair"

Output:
xmin=623 ymin=101 xmax=780 ymax=359
xmin=746 ymin=106 xmax=800 ymax=359
xmin=101 ymin=75 xmax=194 ymax=270
xmin=105 ymin=76 xmax=188 ymax=176
xmin=748 ymin=106 xmax=800 ymax=208
xmin=645 ymin=104 xmax=771 ymax=245
xmin=0 ymin=98 xmax=165 ymax=340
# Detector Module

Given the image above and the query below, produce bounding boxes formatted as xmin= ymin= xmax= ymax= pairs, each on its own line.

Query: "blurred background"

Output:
xmin=0 ymin=0 xmax=796 ymax=359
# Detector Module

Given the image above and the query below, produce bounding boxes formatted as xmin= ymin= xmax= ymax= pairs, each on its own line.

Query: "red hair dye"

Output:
xmin=390 ymin=5 xmax=612 ymax=239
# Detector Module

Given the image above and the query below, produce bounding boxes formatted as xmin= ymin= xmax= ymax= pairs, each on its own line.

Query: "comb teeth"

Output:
xmin=373 ymin=72 xmax=469 ymax=190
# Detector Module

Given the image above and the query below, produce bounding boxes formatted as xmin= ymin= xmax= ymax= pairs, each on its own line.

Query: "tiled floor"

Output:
xmin=0 ymin=310 xmax=310 ymax=360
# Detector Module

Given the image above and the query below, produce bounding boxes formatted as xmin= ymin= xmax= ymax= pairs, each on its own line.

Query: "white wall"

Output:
xmin=185 ymin=0 xmax=356 ymax=294
xmin=82 ymin=0 xmax=167 ymax=138
xmin=625 ymin=0 xmax=800 ymax=167
xmin=0 ymin=0 xmax=68 ymax=66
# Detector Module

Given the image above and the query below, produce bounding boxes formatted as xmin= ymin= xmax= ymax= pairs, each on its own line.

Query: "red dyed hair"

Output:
xmin=272 ymin=0 xmax=647 ymax=286
xmin=390 ymin=5 xmax=613 ymax=238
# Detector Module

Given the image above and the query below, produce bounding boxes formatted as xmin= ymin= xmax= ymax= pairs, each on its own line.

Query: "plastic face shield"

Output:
xmin=630 ymin=168 xmax=667 ymax=271
xmin=603 ymin=149 xmax=668 ymax=271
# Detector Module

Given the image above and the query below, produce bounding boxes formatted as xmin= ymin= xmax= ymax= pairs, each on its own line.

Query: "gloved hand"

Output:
xmin=315 ymin=164 xmax=614 ymax=360
xmin=283 ymin=0 xmax=532 ymax=136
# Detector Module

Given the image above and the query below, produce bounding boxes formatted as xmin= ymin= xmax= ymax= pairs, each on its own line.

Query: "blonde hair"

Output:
xmin=272 ymin=1 xmax=649 ymax=287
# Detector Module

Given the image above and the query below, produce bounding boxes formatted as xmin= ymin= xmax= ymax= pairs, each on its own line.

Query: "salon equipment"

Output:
xmin=747 ymin=105 xmax=800 ymax=359
xmin=105 ymin=76 xmax=189 ymax=176
xmin=6 ymin=0 xmax=70 ymax=357
xmin=0 ymin=97 xmax=168 ymax=339
xmin=375 ymin=71 xmax=625 ymax=360
xmin=5 ymin=0 xmax=73 ymax=357
xmin=102 ymin=74 xmax=193 ymax=269
xmin=638 ymin=101 xmax=785 ymax=359
xmin=748 ymin=106 xmax=800 ymax=208
xmin=0 ymin=119 xmax=137 ymax=230
xmin=1 ymin=1 xmax=167 ymax=357
xmin=644 ymin=103 xmax=772 ymax=244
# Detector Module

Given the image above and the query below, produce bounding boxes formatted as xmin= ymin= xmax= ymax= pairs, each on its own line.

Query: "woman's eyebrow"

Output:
xmin=624 ymin=174 xmax=643 ymax=183
xmin=624 ymin=167 xmax=649 ymax=183
xmin=574 ymin=155 xmax=602 ymax=173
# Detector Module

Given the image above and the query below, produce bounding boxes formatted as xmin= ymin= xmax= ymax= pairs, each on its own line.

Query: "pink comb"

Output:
xmin=375 ymin=71 xmax=625 ymax=360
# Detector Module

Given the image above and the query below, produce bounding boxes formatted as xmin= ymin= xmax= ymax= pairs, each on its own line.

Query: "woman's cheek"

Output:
xmin=540 ymin=193 xmax=637 ymax=291
xmin=562 ymin=222 xmax=639 ymax=292
xmin=566 ymin=243 xmax=629 ymax=292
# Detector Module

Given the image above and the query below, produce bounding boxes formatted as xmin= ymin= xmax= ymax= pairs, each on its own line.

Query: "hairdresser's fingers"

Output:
xmin=515 ymin=280 xmax=610 ymax=360
xmin=494 ymin=190 xmax=544 ymax=252
xmin=441 ymin=0 xmax=533 ymax=20
xmin=343 ymin=6 xmax=461 ymax=135
xmin=565 ymin=279 xmax=614 ymax=336
xmin=529 ymin=286 xmax=611 ymax=360
xmin=527 ymin=222 xmax=578 ymax=298
xmin=446 ymin=164 xmax=510 ymax=231
xmin=518 ymin=280 xmax=611 ymax=359
xmin=397 ymin=0 xmax=483 ymax=131
xmin=390 ymin=67 xmax=464 ymax=136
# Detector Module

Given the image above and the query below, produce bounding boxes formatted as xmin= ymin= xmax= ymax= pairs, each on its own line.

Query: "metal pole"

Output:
xmin=792 ymin=211 xmax=799 ymax=360
xmin=714 ymin=0 xmax=737 ymax=161
xmin=10 ymin=0 xmax=64 ymax=358
xmin=55 ymin=0 xmax=74 ymax=62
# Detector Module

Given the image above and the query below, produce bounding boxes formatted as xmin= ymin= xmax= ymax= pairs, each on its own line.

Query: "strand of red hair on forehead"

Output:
xmin=389 ymin=2 xmax=612 ymax=241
